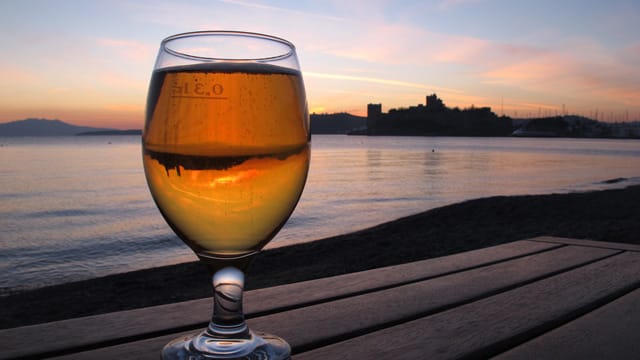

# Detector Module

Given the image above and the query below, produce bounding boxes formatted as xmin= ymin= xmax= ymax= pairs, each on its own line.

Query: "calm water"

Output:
xmin=1 ymin=135 xmax=640 ymax=294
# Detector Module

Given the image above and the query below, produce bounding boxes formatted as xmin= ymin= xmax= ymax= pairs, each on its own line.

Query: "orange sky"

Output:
xmin=1 ymin=0 xmax=639 ymax=129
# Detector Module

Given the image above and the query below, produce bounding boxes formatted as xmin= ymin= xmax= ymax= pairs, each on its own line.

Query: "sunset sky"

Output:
xmin=1 ymin=0 xmax=639 ymax=129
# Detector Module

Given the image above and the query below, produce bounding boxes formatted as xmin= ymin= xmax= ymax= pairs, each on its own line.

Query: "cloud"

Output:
xmin=97 ymin=38 xmax=155 ymax=64
xmin=431 ymin=36 xmax=488 ymax=63
xmin=219 ymin=0 xmax=344 ymax=21
xmin=298 ymin=3 xmax=639 ymax=114
xmin=102 ymin=103 xmax=144 ymax=113
xmin=48 ymin=87 xmax=70 ymax=94
xmin=305 ymin=71 xmax=462 ymax=94
xmin=480 ymin=40 xmax=640 ymax=108
xmin=482 ymin=53 xmax=572 ymax=83
xmin=438 ymin=0 xmax=483 ymax=10
xmin=0 ymin=63 xmax=39 ymax=84
xmin=97 ymin=71 xmax=147 ymax=92
xmin=309 ymin=21 xmax=490 ymax=68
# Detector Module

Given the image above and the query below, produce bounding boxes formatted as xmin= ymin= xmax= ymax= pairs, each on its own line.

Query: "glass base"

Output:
xmin=162 ymin=330 xmax=291 ymax=360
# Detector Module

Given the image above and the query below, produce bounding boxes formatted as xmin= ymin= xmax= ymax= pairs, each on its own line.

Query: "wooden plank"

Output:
xmin=1 ymin=239 xmax=557 ymax=360
xmin=50 ymin=245 xmax=617 ymax=359
xmin=494 ymin=288 xmax=640 ymax=360
xmin=245 ymin=239 xmax=560 ymax=316
xmin=48 ymin=334 xmax=180 ymax=360
xmin=294 ymin=251 xmax=640 ymax=360
xmin=0 ymin=299 xmax=211 ymax=360
xmin=530 ymin=236 xmax=640 ymax=252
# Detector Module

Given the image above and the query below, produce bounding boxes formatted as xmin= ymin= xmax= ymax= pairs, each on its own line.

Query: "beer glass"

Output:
xmin=143 ymin=31 xmax=310 ymax=359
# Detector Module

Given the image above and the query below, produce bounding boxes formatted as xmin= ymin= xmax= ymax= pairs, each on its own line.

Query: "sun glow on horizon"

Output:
xmin=1 ymin=0 xmax=639 ymax=127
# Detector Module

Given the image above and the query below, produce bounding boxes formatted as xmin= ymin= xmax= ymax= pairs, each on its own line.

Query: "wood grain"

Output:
xmin=51 ymin=244 xmax=615 ymax=359
xmin=494 ymin=288 xmax=640 ymax=360
xmin=5 ymin=239 xmax=638 ymax=360
xmin=295 ymin=251 xmax=640 ymax=359
xmin=1 ymin=239 xmax=556 ymax=359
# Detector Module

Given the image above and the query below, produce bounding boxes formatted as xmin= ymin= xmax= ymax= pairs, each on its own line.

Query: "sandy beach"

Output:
xmin=2 ymin=185 xmax=639 ymax=329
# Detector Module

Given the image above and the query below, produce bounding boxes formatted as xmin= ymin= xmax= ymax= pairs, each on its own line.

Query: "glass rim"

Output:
xmin=160 ymin=30 xmax=296 ymax=62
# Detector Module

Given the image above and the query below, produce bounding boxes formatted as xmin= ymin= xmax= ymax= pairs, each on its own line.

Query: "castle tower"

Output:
xmin=367 ymin=103 xmax=382 ymax=129
xmin=426 ymin=94 xmax=444 ymax=110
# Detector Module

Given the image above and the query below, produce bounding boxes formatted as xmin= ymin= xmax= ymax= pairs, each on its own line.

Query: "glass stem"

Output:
xmin=205 ymin=266 xmax=250 ymax=339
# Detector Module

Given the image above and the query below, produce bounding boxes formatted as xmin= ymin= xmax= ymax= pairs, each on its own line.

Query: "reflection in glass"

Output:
xmin=143 ymin=31 xmax=309 ymax=359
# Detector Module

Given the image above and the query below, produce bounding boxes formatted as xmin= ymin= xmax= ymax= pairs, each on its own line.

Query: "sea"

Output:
xmin=1 ymin=135 xmax=640 ymax=295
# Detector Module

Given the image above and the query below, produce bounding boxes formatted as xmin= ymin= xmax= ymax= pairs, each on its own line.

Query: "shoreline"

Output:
xmin=3 ymin=185 xmax=640 ymax=329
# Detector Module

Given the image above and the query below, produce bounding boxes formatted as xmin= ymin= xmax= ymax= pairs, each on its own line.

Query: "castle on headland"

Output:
xmin=363 ymin=94 xmax=513 ymax=136
xmin=308 ymin=94 xmax=640 ymax=138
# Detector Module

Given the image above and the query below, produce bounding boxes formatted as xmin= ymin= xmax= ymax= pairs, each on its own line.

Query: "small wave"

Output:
xmin=24 ymin=208 xmax=105 ymax=218
xmin=347 ymin=196 xmax=424 ymax=204
xmin=600 ymin=177 xmax=628 ymax=184
xmin=0 ymin=233 xmax=185 ymax=293
xmin=564 ymin=176 xmax=640 ymax=194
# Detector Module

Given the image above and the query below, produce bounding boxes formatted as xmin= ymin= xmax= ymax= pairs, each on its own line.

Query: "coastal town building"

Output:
xmin=365 ymin=94 xmax=513 ymax=136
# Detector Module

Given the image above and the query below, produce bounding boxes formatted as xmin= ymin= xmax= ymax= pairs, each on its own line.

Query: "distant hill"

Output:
xmin=0 ymin=118 xmax=116 ymax=136
xmin=2 ymin=115 xmax=369 ymax=137
xmin=310 ymin=113 xmax=366 ymax=134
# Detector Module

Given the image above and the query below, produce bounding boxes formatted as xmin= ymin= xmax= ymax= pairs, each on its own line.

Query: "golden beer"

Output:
xmin=143 ymin=63 xmax=310 ymax=258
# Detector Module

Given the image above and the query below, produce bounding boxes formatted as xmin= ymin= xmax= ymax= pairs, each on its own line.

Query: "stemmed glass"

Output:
xmin=142 ymin=31 xmax=310 ymax=359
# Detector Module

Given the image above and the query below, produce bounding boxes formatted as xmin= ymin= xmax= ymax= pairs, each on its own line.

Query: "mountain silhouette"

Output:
xmin=310 ymin=113 xmax=366 ymax=134
xmin=0 ymin=118 xmax=116 ymax=136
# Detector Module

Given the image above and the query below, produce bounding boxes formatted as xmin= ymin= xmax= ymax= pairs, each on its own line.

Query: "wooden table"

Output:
xmin=2 ymin=236 xmax=639 ymax=359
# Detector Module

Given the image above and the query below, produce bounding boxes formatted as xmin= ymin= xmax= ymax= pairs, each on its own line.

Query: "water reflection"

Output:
xmin=2 ymin=135 xmax=640 ymax=292
xmin=423 ymin=150 xmax=443 ymax=172
xmin=366 ymin=149 xmax=382 ymax=181
xmin=276 ymin=135 xmax=640 ymax=248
